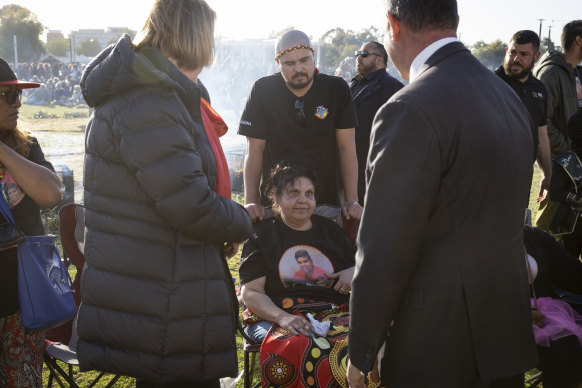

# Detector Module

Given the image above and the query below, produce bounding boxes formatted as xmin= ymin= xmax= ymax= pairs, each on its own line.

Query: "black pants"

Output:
xmin=136 ymin=379 xmax=220 ymax=388
xmin=537 ymin=335 xmax=582 ymax=388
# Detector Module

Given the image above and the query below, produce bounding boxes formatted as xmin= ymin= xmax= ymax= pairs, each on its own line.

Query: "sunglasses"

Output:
xmin=354 ymin=50 xmax=382 ymax=59
xmin=0 ymin=90 xmax=22 ymax=105
xmin=294 ymin=98 xmax=306 ymax=126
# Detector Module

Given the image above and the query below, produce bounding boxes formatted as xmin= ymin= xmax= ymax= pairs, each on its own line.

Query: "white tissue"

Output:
xmin=307 ymin=313 xmax=330 ymax=337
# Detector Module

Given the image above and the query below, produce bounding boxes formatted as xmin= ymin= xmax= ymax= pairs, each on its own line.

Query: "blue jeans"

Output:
xmin=243 ymin=321 xmax=272 ymax=344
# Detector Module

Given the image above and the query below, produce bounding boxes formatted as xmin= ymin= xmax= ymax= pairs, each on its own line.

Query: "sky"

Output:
xmin=7 ymin=0 xmax=580 ymax=47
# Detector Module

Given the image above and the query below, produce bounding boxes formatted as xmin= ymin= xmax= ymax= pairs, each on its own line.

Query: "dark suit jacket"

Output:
xmin=350 ymin=69 xmax=404 ymax=201
xmin=349 ymin=42 xmax=538 ymax=386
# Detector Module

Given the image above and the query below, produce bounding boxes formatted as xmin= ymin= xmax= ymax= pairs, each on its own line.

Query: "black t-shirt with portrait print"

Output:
xmin=238 ymin=72 xmax=357 ymax=207
xmin=0 ymin=138 xmax=55 ymax=317
xmin=239 ymin=214 xmax=355 ymax=308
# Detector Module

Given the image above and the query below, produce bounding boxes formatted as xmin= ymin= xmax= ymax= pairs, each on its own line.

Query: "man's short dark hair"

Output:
xmin=561 ymin=20 xmax=582 ymax=52
xmin=386 ymin=0 xmax=458 ymax=32
xmin=295 ymin=250 xmax=312 ymax=261
xmin=370 ymin=41 xmax=389 ymax=68
xmin=510 ymin=30 xmax=540 ymax=52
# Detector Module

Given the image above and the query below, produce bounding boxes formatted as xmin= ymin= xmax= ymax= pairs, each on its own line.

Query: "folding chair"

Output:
xmin=44 ymin=203 xmax=122 ymax=387
xmin=241 ymin=327 xmax=261 ymax=388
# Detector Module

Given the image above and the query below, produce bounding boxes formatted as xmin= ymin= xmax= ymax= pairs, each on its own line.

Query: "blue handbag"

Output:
xmin=0 ymin=195 xmax=76 ymax=330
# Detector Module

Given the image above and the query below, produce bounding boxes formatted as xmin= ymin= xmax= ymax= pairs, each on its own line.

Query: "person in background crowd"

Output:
xmin=350 ymin=41 xmax=403 ymax=202
xmin=0 ymin=57 xmax=62 ymax=388
xmin=76 ymin=0 xmax=252 ymax=386
xmin=495 ymin=30 xmax=552 ymax=202
xmin=348 ymin=0 xmax=538 ymax=386
xmin=533 ymin=20 xmax=582 ymax=157
xmin=238 ymin=29 xmax=362 ymax=224
xmin=535 ymin=20 xmax=582 ymax=232
xmin=547 ymin=108 xmax=582 ymax=259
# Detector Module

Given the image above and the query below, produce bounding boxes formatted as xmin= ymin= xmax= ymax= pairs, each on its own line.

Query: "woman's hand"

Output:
xmin=242 ymin=278 xmax=312 ymax=336
xmin=531 ymin=308 xmax=546 ymax=328
xmin=327 ymin=266 xmax=355 ymax=295
xmin=276 ymin=313 xmax=312 ymax=336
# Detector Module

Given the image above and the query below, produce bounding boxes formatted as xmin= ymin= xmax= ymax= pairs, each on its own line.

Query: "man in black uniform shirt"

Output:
xmin=239 ymin=30 xmax=362 ymax=222
xmin=495 ymin=30 xmax=552 ymax=200
xmin=350 ymin=41 xmax=403 ymax=202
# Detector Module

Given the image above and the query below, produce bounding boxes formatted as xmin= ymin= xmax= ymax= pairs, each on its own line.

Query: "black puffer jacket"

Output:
xmin=77 ymin=35 xmax=252 ymax=382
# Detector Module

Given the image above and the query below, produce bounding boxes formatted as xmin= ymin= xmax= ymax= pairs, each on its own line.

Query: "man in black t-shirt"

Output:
xmin=495 ymin=30 xmax=552 ymax=201
xmin=238 ymin=30 xmax=361 ymax=222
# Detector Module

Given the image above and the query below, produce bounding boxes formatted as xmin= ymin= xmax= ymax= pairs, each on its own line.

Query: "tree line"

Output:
xmin=0 ymin=4 xmax=559 ymax=71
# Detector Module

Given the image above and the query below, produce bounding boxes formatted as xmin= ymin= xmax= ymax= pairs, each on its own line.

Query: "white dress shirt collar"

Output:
xmin=409 ymin=37 xmax=458 ymax=83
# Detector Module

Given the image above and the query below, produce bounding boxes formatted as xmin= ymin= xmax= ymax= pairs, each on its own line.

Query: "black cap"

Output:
xmin=0 ymin=57 xmax=39 ymax=89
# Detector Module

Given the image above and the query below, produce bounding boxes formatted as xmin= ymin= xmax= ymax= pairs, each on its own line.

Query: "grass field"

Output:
xmin=19 ymin=104 xmax=544 ymax=387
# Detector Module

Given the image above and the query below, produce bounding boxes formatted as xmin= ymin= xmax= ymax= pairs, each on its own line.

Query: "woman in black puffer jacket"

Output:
xmin=76 ymin=1 xmax=252 ymax=386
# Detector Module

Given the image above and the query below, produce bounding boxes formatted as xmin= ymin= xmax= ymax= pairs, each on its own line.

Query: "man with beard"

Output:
xmin=239 ymin=30 xmax=361 ymax=223
xmin=495 ymin=30 xmax=552 ymax=201
xmin=534 ymin=20 xmax=582 ymax=158
xmin=533 ymin=21 xmax=582 ymax=231
xmin=347 ymin=0 xmax=538 ymax=386
xmin=350 ymin=42 xmax=403 ymax=202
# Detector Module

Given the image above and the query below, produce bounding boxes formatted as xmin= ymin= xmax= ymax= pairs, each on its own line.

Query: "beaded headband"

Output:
xmin=274 ymin=45 xmax=314 ymax=61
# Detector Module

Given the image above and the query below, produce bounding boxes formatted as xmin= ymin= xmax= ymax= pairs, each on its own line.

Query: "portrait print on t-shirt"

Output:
xmin=279 ymin=245 xmax=335 ymax=288
xmin=1 ymin=171 xmax=25 ymax=208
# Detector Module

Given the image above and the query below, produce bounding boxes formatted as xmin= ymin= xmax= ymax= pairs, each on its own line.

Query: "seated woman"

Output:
xmin=239 ymin=161 xmax=371 ymax=387
xmin=525 ymin=224 xmax=582 ymax=388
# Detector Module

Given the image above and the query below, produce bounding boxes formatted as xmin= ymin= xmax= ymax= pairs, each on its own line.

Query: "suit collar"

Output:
xmin=351 ymin=68 xmax=386 ymax=85
xmin=351 ymin=70 xmax=389 ymax=105
xmin=410 ymin=38 xmax=465 ymax=83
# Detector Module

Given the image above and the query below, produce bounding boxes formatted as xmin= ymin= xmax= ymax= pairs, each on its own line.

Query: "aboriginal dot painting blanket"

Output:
xmin=259 ymin=298 xmax=381 ymax=388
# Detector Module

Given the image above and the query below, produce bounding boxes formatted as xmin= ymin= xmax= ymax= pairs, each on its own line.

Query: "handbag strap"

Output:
xmin=0 ymin=183 xmax=15 ymax=225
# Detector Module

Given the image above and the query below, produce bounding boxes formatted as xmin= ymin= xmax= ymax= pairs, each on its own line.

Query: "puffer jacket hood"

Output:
xmin=77 ymin=34 xmax=252 ymax=383
xmin=82 ymin=35 xmax=184 ymax=107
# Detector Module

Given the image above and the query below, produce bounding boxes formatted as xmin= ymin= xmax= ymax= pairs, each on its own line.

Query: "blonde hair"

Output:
xmin=133 ymin=0 xmax=215 ymax=70
xmin=0 ymin=126 xmax=32 ymax=157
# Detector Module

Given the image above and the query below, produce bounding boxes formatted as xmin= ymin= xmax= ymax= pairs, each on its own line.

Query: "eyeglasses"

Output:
xmin=354 ymin=50 xmax=382 ymax=59
xmin=294 ymin=98 xmax=305 ymax=126
xmin=0 ymin=90 xmax=22 ymax=105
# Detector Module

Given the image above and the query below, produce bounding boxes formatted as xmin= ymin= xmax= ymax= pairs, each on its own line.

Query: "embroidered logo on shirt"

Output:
xmin=532 ymin=92 xmax=544 ymax=100
xmin=314 ymin=105 xmax=328 ymax=120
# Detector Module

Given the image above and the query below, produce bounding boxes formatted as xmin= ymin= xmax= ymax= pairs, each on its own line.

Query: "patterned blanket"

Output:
xmin=259 ymin=299 xmax=381 ymax=388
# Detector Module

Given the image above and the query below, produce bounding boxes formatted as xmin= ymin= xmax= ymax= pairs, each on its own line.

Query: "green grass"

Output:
xmin=528 ymin=165 xmax=544 ymax=222
xmin=19 ymin=103 xmax=90 ymax=120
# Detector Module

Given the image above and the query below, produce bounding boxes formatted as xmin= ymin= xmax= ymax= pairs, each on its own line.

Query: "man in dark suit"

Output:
xmin=347 ymin=0 xmax=539 ymax=387
xmin=350 ymin=42 xmax=403 ymax=202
